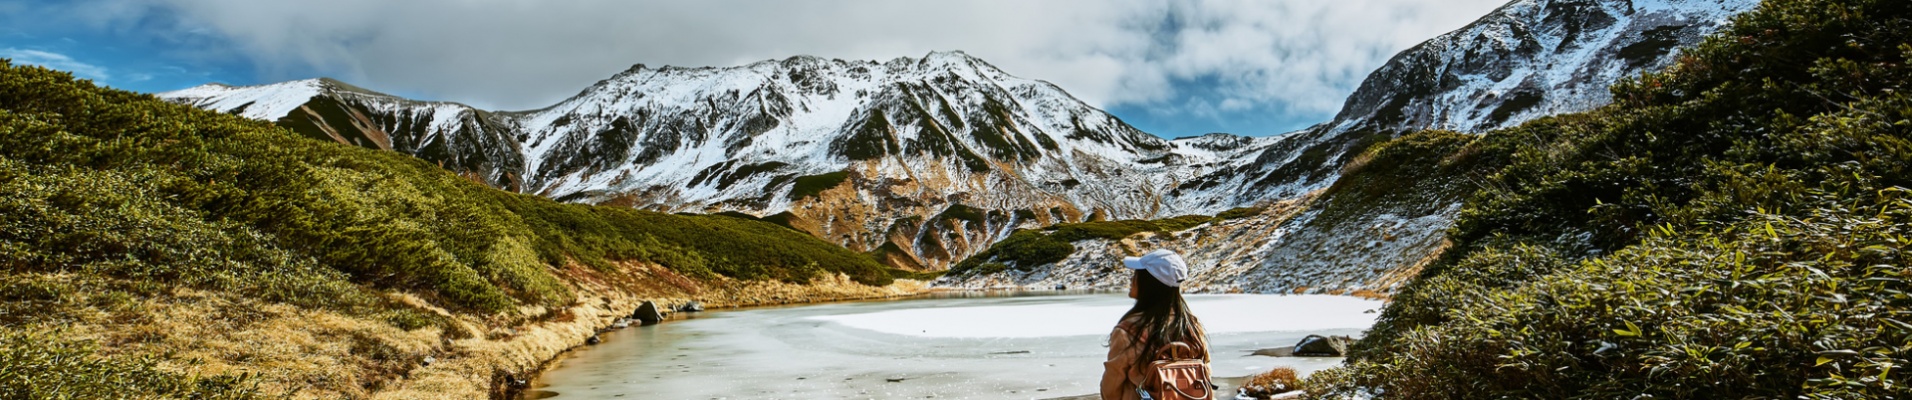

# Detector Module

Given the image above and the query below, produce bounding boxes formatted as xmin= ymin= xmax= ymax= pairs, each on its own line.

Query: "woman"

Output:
xmin=1102 ymin=249 xmax=1210 ymax=399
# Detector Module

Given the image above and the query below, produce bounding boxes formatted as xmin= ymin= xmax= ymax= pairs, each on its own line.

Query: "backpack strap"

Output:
xmin=1155 ymin=341 xmax=1199 ymax=361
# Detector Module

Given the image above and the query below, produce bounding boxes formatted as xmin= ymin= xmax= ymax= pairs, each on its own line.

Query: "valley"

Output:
xmin=159 ymin=0 xmax=1754 ymax=290
xmin=7 ymin=0 xmax=1906 ymax=398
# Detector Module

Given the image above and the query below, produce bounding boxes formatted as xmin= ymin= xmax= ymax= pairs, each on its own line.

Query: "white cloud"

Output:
xmin=1 ymin=48 xmax=110 ymax=81
xmin=50 ymin=0 xmax=1508 ymax=123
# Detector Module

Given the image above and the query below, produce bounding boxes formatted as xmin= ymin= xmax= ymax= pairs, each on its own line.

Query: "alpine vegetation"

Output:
xmin=1309 ymin=0 xmax=1912 ymax=397
xmin=0 ymin=61 xmax=906 ymax=398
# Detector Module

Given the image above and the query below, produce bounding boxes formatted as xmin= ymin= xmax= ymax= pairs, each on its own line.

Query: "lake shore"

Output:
xmin=521 ymin=292 xmax=1376 ymax=399
xmin=401 ymin=262 xmax=933 ymax=400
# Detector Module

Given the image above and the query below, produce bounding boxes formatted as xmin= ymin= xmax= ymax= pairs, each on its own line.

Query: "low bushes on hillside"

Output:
xmin=0 ymin=331 xmax=260 ymax=399
xmin=0 ymin=60 xmax=892 ymax=315
xmin=1316 ymin=0 xmax=1912 ymax=397
xmin=0 ymin=58 xmax=905 ymax=398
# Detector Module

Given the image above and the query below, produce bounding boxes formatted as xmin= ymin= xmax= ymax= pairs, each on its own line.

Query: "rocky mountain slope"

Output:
xmin=163 ymin=52 xmax=1272 ymax=270
xmin=160 ymin=0 xmax=1756 ymax=285
xmin=936 ymin=131 xmax=1482 ymax=295
xmin=1168 ymin=0 xmax=1760 ymax=208
xmin=162 ymin=79 xmax=524 ymax=189
xmin=943 ymin=0 xmax=1760 ymax=293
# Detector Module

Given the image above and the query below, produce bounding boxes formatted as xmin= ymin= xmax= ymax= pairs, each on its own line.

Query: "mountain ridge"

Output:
xmin=165 ymin=50 xmax=1260 ymax=270
xmin=159 ymin=0 xmax=1756 ymax=279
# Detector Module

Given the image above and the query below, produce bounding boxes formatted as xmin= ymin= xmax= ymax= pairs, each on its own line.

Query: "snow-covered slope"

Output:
xmin=1330 ymin=0 xmax=1758 ymax=135
xmin=507 ymin=53 xmax=1204 ymax=209
xmin=162 ymin=80 xmax=327 ymax=122
xmin=163 ymin=78 xmax=523 ymax=188
xmin=1169 ymin=0 xmax=1758 ymax=210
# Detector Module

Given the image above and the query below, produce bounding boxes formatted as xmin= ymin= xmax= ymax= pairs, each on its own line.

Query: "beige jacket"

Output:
xmin=1101 ymin=315 xmax=1210 ymax=400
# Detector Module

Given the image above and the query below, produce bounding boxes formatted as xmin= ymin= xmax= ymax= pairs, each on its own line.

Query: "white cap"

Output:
xmin=1123 ymin=249 xmax=1189 ymax=288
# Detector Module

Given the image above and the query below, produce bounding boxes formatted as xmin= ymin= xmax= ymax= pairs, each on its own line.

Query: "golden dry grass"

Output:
xmin=6 ymin=260 xmax=926 ymax=400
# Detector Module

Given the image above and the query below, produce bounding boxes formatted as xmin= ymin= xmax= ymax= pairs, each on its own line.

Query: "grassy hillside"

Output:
xmin=0 ymin=60 xmax=894 ymax=397
xmin=1309 ymin=0 xmax=1911 ymax=397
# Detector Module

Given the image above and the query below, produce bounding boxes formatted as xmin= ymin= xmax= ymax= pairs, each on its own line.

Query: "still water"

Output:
xmin=525 ymin=292 xmax=1382 ymax=399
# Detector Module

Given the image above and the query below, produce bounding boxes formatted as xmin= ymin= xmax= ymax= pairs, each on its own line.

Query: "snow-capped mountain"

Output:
xmin=508 ymin=53 xmax=1199 ymax=208
xmin=162 ymin=78 xmax=524 ymax=189
xmin=1147 ymin=0 xmax=1760 ymax=293
xmin=1332 ymin=0 xmax=1758 ymax=134
xmin=164 ymin=51 xmax=1249 ymax=270
xmin=1169 ymin=0 xmax=1758 ymax=209
xmin=159 ymin=0 xmax=1755 ymax=280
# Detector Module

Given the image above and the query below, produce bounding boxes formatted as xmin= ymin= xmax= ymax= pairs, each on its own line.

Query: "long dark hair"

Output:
xmin=1123 ymin=268 xmax=1202 ymax=367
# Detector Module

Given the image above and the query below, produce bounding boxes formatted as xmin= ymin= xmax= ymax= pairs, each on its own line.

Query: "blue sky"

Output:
xmin=1 ymin=0 xmax=1507 ymax=137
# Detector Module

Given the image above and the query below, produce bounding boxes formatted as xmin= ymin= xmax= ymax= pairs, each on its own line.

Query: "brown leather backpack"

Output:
xmin=1142 ymin=342 xmax=1213 ymax=400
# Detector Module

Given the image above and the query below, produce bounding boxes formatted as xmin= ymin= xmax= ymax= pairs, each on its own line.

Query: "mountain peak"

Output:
xmin=915 ymin=50 xmax=999 ymax=74
xmin=921 ymin=50 xmax=978 ymax=62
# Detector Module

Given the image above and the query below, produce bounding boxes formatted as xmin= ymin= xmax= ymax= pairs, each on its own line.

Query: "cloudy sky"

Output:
xmin=1 ymin=0 xmax=1507 ymax=137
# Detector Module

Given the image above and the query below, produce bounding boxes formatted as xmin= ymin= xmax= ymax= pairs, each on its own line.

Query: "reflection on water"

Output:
xmin=525 ymin=292 xmax=1380 ymax=399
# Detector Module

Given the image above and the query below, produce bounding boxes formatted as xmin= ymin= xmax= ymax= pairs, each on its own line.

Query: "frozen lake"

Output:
xmin=524 ymin=292 xmax=1383 ymax=399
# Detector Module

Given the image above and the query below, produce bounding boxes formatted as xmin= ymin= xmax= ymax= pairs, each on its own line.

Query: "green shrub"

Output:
xmin=1309 ymin=129 xmax=1482 ymax=230
xmin=1148 ymin=215 xmax=1211 ymax=232
xmin=0 ymin=331 xmax=261 ymax=399
xmin=937 ymin=204 xmax=989 ymax=225
xmin=1213 ymin=207 xmax=1264 ymax=220
xmin=1332 ymin=0 xmax=1912 ymax=397
xmin=885 ymin=268 xmax=947 ymax=281
xmin=786 ymin=171 xmax=850 ymax=200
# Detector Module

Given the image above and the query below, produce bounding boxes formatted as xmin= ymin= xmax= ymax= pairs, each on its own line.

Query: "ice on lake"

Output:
xmin=813 ymin=294 xmax=1384 ymax=339
xmin=526 ymin=293 xmax=1383 ymax=399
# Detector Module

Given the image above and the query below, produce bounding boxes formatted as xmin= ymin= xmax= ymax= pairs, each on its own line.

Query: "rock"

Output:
xmin=632 ymin=301 xmax=665 ymax=326
xmin=1292 ymin=335 xmax=1353 ymax=357
xmin=1250 ymin=347 xmax=1296 ymax=357
xmin=421 ymin=355 xmax=435 ymax=367
xmin=611 ymin=318 xmax=631 ymax=329
xmin=677 ymin=300 xmax=705 ymax=312
xmin=586 ymin=335 xmax=602 ymax=345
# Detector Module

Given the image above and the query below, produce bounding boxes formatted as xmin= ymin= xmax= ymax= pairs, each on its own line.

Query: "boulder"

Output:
xmin=677 ymin=300 xmax=705 ymax=313
xmin=585 ymin=335 xmax=602 ymax=345
xmin=1292 ymin=335 xmax=1353 ymax=357
xmin=632 ymin=301 xmax=665 ymax=326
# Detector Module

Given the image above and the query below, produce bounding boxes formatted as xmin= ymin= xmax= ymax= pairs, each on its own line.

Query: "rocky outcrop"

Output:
xmin=1292 ymin=335 xmax=1353 ymax=357
xmin=632 ymin=301 xmax=664 ymax=326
